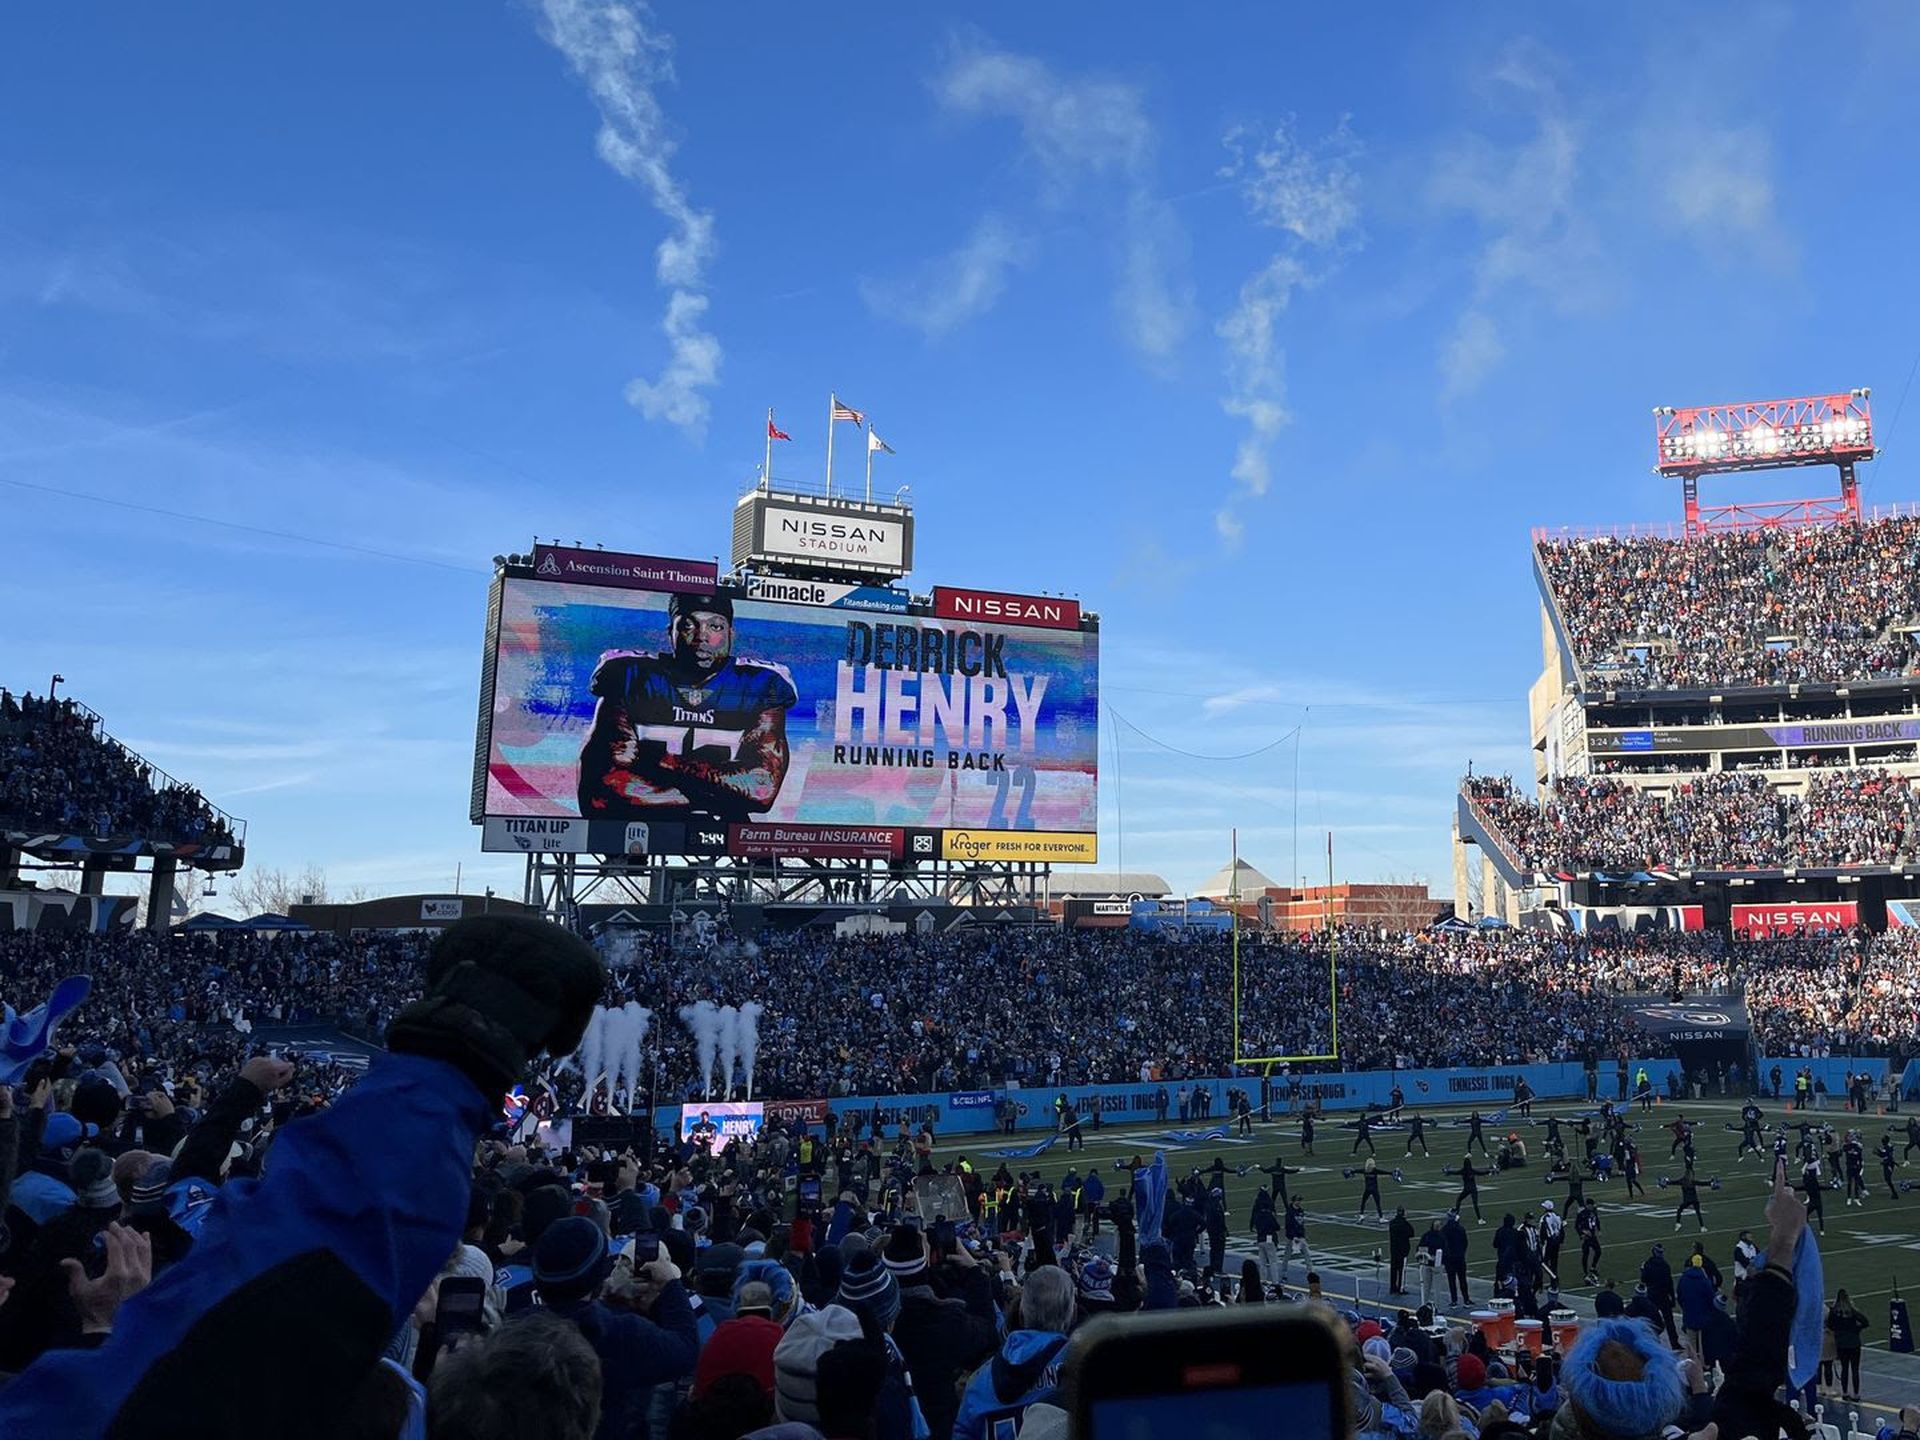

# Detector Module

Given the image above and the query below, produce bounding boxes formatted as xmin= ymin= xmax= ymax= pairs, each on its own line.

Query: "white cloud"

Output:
xmin=1224 ymin=119 xmax=1362 ymax=248
xmin=1657 ymin=123 xmax=1793 ymax=268
xmin=535 ymin=0 xmax=720 ymax=437
xmin=1439 ymin=308 xmax=1506 ymax=402
xmin=1213 ymin=120 xmax=1361 ymax=545
xmin=1427 ymin=44 xmax=1607 ymax=400
xmin=919 ymin=38 xmax=1194 ymax=358
xmin=859 ymin=216 xmax=1029 ymax=337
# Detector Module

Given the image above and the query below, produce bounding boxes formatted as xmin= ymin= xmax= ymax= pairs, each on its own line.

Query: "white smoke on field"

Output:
xmin=575 ymin=1002 xmax=652 ymax=1108
xmin=679 ymin=999 xmax=720 ymax=1097
xmin=609 ymin=1000 xmax=652 ymax=1101
xmin=575 ymin=1006 xmax=609 ymax=1087
xmin=737 ymin=1000 xmax=764 ymax=1099
xmin=715 ymin=1003 xmax=740 ymax=1101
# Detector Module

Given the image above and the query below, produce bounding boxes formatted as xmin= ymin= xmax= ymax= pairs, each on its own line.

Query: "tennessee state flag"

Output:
xmin=768 ymin=418 xmax=792 ymax=441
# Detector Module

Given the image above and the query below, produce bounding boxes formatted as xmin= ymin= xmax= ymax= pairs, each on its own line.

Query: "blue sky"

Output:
xmin=5 ymin=2 xmax=1919 ymax=904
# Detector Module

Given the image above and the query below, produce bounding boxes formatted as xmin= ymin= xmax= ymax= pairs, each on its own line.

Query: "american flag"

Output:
xmin=831 ymin=396 xmax=865 ymax=424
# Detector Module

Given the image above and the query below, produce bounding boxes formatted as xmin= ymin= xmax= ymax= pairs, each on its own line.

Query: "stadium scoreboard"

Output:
xmin=470 ymin=545 xmax=1098 ymax=863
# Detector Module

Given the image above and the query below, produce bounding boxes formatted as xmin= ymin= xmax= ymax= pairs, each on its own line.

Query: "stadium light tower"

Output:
xmin=1652 ymin=389 xmax=1874 ymax=537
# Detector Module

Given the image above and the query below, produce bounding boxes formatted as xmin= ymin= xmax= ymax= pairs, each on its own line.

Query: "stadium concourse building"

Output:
xmin=1452 ymin=389 xmax=1920 ymax=933
xmin=289 ymin=892 xmax=536 ymax=935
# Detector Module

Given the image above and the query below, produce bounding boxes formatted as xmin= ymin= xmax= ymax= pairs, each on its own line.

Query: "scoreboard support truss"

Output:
xmin=523 ymin=849 xmax=1058 ymax=926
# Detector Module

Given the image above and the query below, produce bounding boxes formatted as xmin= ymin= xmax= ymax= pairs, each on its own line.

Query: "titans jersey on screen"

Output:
xmin=579 ymin=651 xmax=798 ymax=821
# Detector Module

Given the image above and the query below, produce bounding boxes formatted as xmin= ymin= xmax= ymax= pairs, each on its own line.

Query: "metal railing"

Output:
xmin=737 ymin=470 xmax=913 ymax=509
xmin=0 ymin=695 xmax=246 ymax=847
xmin=1532 ymin=502 xmax=1920 ymax=546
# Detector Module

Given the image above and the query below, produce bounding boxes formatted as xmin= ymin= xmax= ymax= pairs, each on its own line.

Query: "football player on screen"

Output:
xmin=578 ymin=592 xmax=797 ymax=823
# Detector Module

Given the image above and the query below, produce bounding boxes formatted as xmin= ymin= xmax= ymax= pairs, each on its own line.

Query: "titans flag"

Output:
xmin=0 ymin=976 xmax=91 ymax=1084
xmin=1134 ymin=1153 xmax=1169 ymax=1246
xmin=1893 ymin=1292 xmax=1914 ymax=1354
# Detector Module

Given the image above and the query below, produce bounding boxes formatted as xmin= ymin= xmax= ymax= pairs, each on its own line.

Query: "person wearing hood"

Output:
xmin=1252 ymin=1184 xmax=1280 ymax=1283
xmin=1388 ymin=1207 xmax=1415 ymax=1295
xmin=1676 ymin=1256 xmax=1716 ymax=1352
xmin=1441 ymin=1211 xmax=1471 ymax=1307
xmin=1638 ymin=1244 xmax=1679 ymax=1347
xmin=1203 ymin=1186 xmax=1228 ymax=1278
xmin=1493 ymin=1214 xmax=1520 ymax=1291
xmin=1282 ymin=1194 xmax=1311 ymax=1280
xmin=952 ymin=1264 xmax=1073 ymax=1440
xmin=879 ymin=1224 xmax=997 ymax=1439
xmin=1388 ymin=1308 xmax=1434 ymax=1367
xmin=1141 ymin=1240 xmax=1180 ymax=1310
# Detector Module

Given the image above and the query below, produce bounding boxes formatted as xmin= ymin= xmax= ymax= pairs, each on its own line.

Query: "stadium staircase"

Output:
xmin=1454 ymin=786 xmax=1532 ymax=889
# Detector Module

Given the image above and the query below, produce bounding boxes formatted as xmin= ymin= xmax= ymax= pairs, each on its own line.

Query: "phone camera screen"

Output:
xmin=1090 ymin=1381 xmax=1336 ymax=1440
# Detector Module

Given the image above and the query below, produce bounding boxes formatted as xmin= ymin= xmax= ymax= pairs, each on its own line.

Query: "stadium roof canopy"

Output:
xmin=1194 ymin=857 xmax=1282 ymax=898
xmin=1047 ymin=871 xmax=1172 ymax=898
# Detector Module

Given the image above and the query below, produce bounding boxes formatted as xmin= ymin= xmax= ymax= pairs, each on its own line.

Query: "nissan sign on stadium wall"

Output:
xmin=1731 ymin=901 xmax=1858 ymax=938
xmin=931 ymin=586 xmax=1082 ymax=631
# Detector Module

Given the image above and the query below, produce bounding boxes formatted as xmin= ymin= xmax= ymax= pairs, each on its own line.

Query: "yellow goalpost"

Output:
xmin=1231 ymin=828 xmax=1340 ymax=1066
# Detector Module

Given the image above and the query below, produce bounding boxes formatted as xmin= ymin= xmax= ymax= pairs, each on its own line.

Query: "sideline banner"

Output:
xmin=764 ymin=1098 xmax=829 ymax=1128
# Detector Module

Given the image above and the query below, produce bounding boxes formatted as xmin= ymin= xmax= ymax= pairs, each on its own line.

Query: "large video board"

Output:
xmin=474 ymin=576 xmax=1098 ymax=858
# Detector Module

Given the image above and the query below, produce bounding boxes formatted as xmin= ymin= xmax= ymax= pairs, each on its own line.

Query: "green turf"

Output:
xmin=945 ymin=1096 xmax=1920 ymax=1351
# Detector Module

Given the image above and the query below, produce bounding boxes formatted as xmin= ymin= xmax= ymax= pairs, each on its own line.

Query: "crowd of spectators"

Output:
xmin=1537 ymin=517 xmax=1920 ymax=689
xmin=0 ymin=690 xmax=235 ymax=846
xmin=7 ymin=916 xmax=1920 ymax=1114
xmin=0 ymin=914 xmax=1866 ymax=1439
xmin=1466 ymin=770 xmax=1920 ymax=873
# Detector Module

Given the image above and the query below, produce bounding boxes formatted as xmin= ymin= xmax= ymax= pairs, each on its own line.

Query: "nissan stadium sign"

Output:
xmin=732 ymin=492 xmax=914 ymax=581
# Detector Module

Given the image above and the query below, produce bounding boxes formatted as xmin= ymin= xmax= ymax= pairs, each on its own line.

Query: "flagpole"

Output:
xmin=825 ymin=393 xmax=836 ymax=499
xmin=864 ymin=422 xmax=875 ymax=503
xmin=763 ymin=408 xmax=774 ymax=492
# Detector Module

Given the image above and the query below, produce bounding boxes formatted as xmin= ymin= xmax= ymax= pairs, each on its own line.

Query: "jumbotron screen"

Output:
xmin=474 ymin=577 xmax=1098 ymax=858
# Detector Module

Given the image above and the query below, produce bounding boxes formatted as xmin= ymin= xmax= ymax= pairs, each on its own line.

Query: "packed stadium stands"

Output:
xmin=1536 ymin=515 xmax=1920 ymax=690
xmin=0 ymin=689 xmax=236 ymax=845
xmin=1465 ymin=770 xmax=1920 ymax=875
xmin=2 ymin=922 xmax=1909 ymax=1113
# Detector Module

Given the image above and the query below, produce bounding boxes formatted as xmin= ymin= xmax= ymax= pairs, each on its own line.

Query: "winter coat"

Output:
xmin=893 ymin=1274 xmax=999 ymax=1439
xmin=0 ymin=1052 xmax=491 ymax=1437
xmin=542 ymin=1288 xmax=701 ymax=1440
xmin=1677 ymin=1266 xmax=1718 ymax=1331
xmin=951 ymin=1330 xmax=1069 ymax=1440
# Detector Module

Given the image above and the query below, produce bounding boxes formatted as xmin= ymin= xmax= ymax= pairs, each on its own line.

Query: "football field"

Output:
xmin=938 ymin=1094 xmax=1920 ymax=1419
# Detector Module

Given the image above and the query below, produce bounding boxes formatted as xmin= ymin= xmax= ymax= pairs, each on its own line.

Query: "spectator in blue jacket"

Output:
xmin=1676 ymin=1254 xmax=1718 ymax=1352
xmin=953 ymin=1264 xmax=1074 ymax=1440
xmin=0 ymin=913 xmax=604 ymax=1438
